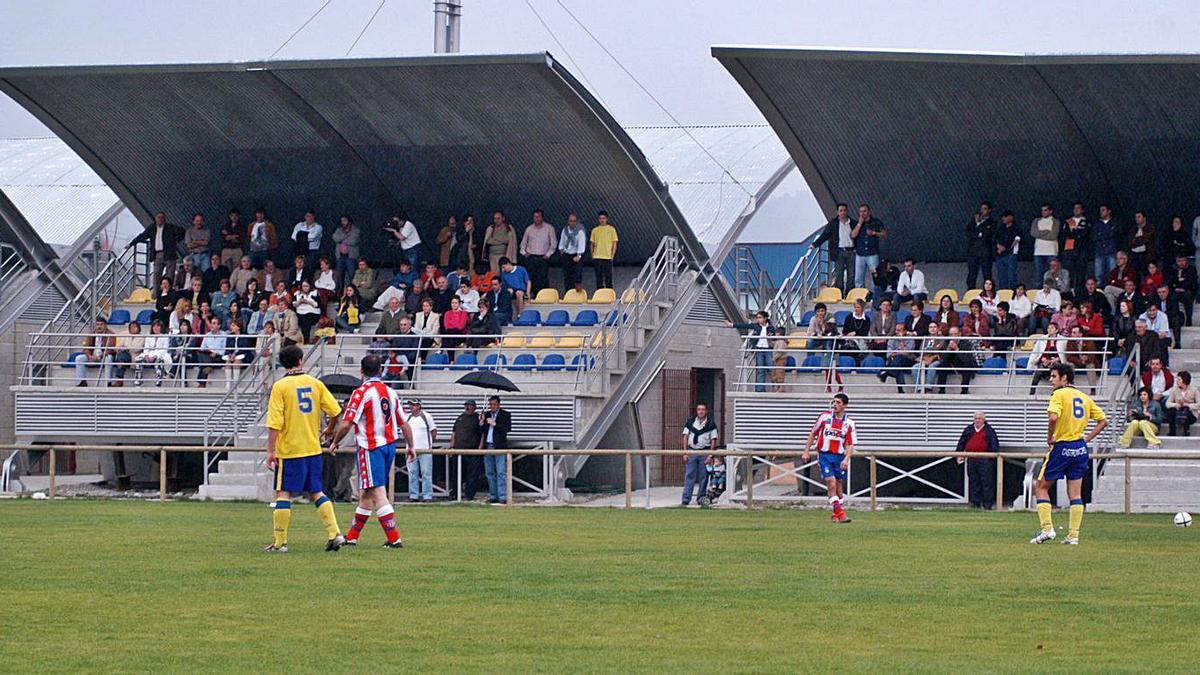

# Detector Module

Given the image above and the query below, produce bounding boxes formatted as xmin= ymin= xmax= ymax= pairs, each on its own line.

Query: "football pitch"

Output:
xmin=1 ymin=501 xmax=1196 ymax=673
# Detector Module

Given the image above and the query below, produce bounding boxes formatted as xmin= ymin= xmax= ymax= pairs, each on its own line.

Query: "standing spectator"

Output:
xmin=127 ymin=211 xmax=183 ymax=292
xmin=194 ymin=316 xmax=226 ymax=388
xmin=1129 ymin=210 xmax=1157 ymax=273
xmin=500 ymin=257 xmax=531 ymax=316
xmin=558 ymin=212 xmax=587 ymax=294
xmin=893 ymin=259 xmax=928 ymax=307
xmin=435 ymin=215 xmax=458 ymax=269
xmin=331 ymin=215 xmax=360 ymax=288
xmin=1092 ymin=203 xmax=1121 ymax=282
xmin=810 ymin=203 xmax=856 ymax=293
xmin=74 ymin=317 xmax=115 ymax=387
xmin=852 ymin=204 xmax=886 ymax=290
xmin=1028 ymin=323 xmax=1067 ymax=395
xmin=879 ymin=323 xmax=915 ymax=392
xmin=965 ymin=201 xmax=995 ymax=290
xmin=352 ymin=258 xmax=380 ymax=308
xmin=453 ymin=214 xmax=480 ymax=274
xmin=292 ymin=210 xmax=324 ymax=272
xmin=1118 ymin=388 xmax=1163 ymax=449
xmin=184 ymin=212 xmax=211 ymax=271
xmin=1161 ymin=215 xmax=1195 ymax=272
xmin=955 ymin=411 xmax=1000 ymax=509
xmin=1030 ymin=202 xmax=1060 ymax=285
xmin=451 ymin=400 xmax=484 ymax=501
xmin=274 ymin=298 xmax=303 ymax=347
xmin=1165 ymin=371 xmax=1199 ymax=436
xmin=111 ymin=320 xmax=145 ymax=386
xmin=1169 ymin=256 xmax=1197 ymax=327
xmin=727 ymin=310 xmax=777 ymax=392
xmin=480 ymin=395 xmax=512 ymax=504
xmin=589 ymin=211 xmax=618 ymax=289
xmin=219 ymin=208 xmax=244 ymax=269
xmin=247 ymin=207 xmax=278 ymax=269
xmin=483 ymin=210 xmax=517 ymax=274
xmin=1008 ymin=284 xmax=1032 ymax=335
xmin=520 ymin=209 xmax=556 ymax=295
xmin=681 ymin=403 xmax=719 ymax=506
xmin=1141 ymin=358 xmax=1173 ymax=402
xmin=1060 ymin=201 xmax=1089 ymax=297
xmin=992 ymin=210 xmax=1020 ymax=290
xmin=404 ymin=399 xmax=437 ymax=502
xmin=385 ymin=212 xmax=422 ymax=270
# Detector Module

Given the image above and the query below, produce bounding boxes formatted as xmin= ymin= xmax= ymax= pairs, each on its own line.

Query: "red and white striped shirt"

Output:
xmin=342 ymin=378 xmax=407 ymax=450
xmin=811 ymin=412 xmax=856 ymax=454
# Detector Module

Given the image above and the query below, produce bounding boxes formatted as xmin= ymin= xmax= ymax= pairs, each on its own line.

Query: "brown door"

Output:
xmin=659 ymin=368 xmax=692 ymax=483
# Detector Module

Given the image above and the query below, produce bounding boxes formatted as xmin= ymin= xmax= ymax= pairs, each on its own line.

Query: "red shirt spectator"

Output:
xmin=1139 ymin=265 xmax=1163 ymax=297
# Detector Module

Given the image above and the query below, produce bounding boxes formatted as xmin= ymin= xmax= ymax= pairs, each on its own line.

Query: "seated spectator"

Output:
xmin=247 ymin=208 xmax=278 ymax=269
xmin=140 ymin=320 xmax=173 ymax=386
xmin=990 ymin=301 xmax=1019 ymax=358
xmin=1139 ymin=261 xmax=1164 ymax=297
xmin=499 ymin=257 xmax=531 ymax=316
xmin=840 ymin=300 xmax=871 ymax=362
xmin=229 ymin=256 xmax=256 ymax=295
xmin=483 ymin=277 xmax=513 ymax=326
xmin=911 ymin=322 xmax=943 ymax=393
xmin=1169 ymin=255 xmax=1197 ymax=327
xmin=1050 ymin=300 xmax=1078 ymax=336
xmin=256 ymin=321 xmax=279 ymax=365
xmin=352 ymin=258 xmax=380 ymax=308
xmin=978 ymin=278 xmax=999 ymax=316
xmin=1141 ymin=358 xmax=1173 ymax=402
xmin=1165 ymin=371 xmax=1199 ymax=436
xmin=203 ymin=253 xmax=230 ymax=295
xmin=430 ymin=276 xmax=454 ymax=314
xmin=390 ymin=260 xmax=417 ymax=291
xmin=1079 ymin=277 xmax=1110 ymax=324
xmin=391 ymin=317 xmax=422 ymax=370
xmin=871 ymin=259 xmax=899 ymax=309
xmin=168 ymin=298 xmax=194 ymax=335
xmin=903 ymin=300 xmax=931 ymax=336
xmin=1126 ymin=319 xmax=1163 ymax=365
xmin=111 ymin=320 xmax=144 ymax=387
xmin=879 ymin=323 xmax=915 ymax=393
xmin=173 ymin=256 xmax=198 ymax=292
xmin=893 ymin=258 xmax=928 ymax=307
xmin=446 ymin=262 xmax=471 ymax=294
xmin=154 ymin=277 xmax=176 ymax=326
xmin=412 ymin=298 xmax=441 ymax=357
xmin=935 ymin=326 xmax=975 ymax=395
xmin=961 ymin=299 xmax=990 ymax=338
xmin=1042 ymin=257 xmax=1071 ymax=298
xmin=312 ymin=315 xmax=336 ymax=343
xmin=421 ymin=261 xmax=443 ymax=287
xmin=257 ymin=259 xmax=281 ymax=294
xmin=286 ymin=255 xmax=309 ymax=292
xmin=183 ymin=277 xmax=205 ymax=312
xmin=241 ymin=278 xmax=265 ymax=315
xmin=336 ymin=284 xmax=362 ymax=333
xmin=1138 ymin=303 xmax=1173 ymax=357
xmin=471 ymin=261 xmax=496 ymax=292
xmin=404 ymin=280 xmax=425 ymax=315
xmin=211 ymin=278 xmax=235 ymax=327
xmin=1007 ymin=283 xmax=1032 ymax=335
xmin=1030 ymin=278 xmax=1062 ymax=334
xmin=1118 ymin=388 xmax=1163 ymax=449
xmin=313 ymin=256 xmax=338 ymax=312
xmin=1103 ymin=250 xmax=1140 ymax=313
xmin=1112 ymin=299 xmax=1137 ymax=355
xmin=933 ymin=294 xmax=959 ymax=332
xmin=227 ymin=300 xmax=246 ymax=331
xmin=468 ymin=301 xmax=501 ymax=350
xmin=1028 ymin=323 xmax=1066 ymax=395
xmin=273 ymin=298 xmax=303 ymax=346
xmin=268 ymin=280 xmax=292 ymax=310
xmin=441 ymin=296 xmax=470 ymax=361
xmin=1065 ymin=325 xmax=1099 ymax=395
xmin=456 ymin=278 xmax=480 ymax=314
xmin=247 ymin=298 xmax=271 ymax=335
xmin=868 ymin=297 xmax=896 ymax=353
xmin=1150 ymin=285 xmax=1184 ymax=348
xmin=378 ymin=296 xmax=406 ymax=336
xmin=223 ymin=318 xmax=255 ymax=383
xmin=293 ymin=280 xmax=321 ymax=342
xmin=170 ymin=320 xmax=196 ymax=377
xmin=194 ymin=316 xmax=226 ymax=388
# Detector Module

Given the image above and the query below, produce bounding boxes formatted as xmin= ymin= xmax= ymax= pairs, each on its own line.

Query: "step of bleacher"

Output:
xmin=195 ymin=482 xmax=267 ymax=501
xmin=206 ymin=471 xmax=262 ymax=487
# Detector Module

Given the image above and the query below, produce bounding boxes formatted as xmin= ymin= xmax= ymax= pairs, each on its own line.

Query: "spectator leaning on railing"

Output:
xmin=810 ymin=202 xmax=856 ymax=294
xmin=127 ymin=211 xmax=183 ymax=291
xmin=727 ymin=310 xmax=777 ymax=393
xmin=955 ymin=411 xmax=999 ymax=510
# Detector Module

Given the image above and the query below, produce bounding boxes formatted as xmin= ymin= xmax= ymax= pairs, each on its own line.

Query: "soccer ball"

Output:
xmin=1174 ymin=512 xmax=1192 ymax=527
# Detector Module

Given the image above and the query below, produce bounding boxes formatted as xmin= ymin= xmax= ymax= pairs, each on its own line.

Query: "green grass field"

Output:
xmin=1 ymin=501 xmax=1196 ymax=673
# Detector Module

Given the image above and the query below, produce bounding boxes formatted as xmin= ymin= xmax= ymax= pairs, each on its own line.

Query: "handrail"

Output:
xmin=1101 ymin=342 xmax=1141 ymax=451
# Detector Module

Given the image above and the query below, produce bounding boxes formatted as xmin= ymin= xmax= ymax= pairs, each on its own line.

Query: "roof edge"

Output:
xmin=712 ymin=45 xmax=1200 ymax=66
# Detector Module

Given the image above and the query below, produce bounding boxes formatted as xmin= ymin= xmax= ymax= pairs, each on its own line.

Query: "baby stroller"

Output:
xmin=698 ymin=456 xmax=726 ymax=506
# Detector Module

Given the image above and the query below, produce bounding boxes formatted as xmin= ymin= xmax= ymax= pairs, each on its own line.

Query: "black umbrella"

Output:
xmin=456 ymin=370 xmax=521 ymax=392
xmin=320 ymin=373 xmax=362 ymax=397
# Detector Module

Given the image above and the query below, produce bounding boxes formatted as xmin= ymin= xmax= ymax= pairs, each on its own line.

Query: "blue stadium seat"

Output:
xmin=1107 ymin=356 xmax=1126 ymax=376
xmin=543 ymin=310 xmax=569 ymax=327
xmin=836 ymin=355 xmax=856 ymax=370
xmin=925 ymin=311 xmax=937 ymax=322
xmin=858 ymin=355 xmax=885 ymax=374
xmin=483 ymin=354 xmax=508 ymax=371
xmin=799 ymin=355 xmax=823 ymax=372
xmin=451 ymin=353 xmax=478 ymax=370
xmin=509 ymin=353 xmax=537 ymax=372
xmin=834 ymin=310 xmax=850 ymax=325
xmin=107 ymin=309 xmax=131 ymax=325
xmin=571 ymin=309 xmax=599 ymax=327
xmin=785 ymin=355 xmax=797 ymax=372
xmin=980 ymin=356 xmax=1007 ymax=375
xmin=423 ymin=352 xmax=450 ymax=370
xmin=539 ymin=353 xmax=567 ymax=371
xmin=513 ymin=309 xmax=541 ymax=327
xmin=801 ymin=310 xmax=815 ymax=327
xmin=604 ymin=310 xmax=619 ymax=326
xmin=1016 ymin=357 xmax=1031 ymax=374
xmin=62 ymin=351 xmax=84 ymax=368
xmin=135 ymin=309 xmax=155 ymax=325
xmin=569 ymin=354 xmax=593 ymax=371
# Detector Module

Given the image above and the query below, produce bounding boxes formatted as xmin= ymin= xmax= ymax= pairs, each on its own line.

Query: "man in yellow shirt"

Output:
xmin=589 ymin=210 xmax=618 ymax=290
xmin=264 ymin=344 xmax=345 ymax=553
xmin=1031 ymin=362 xmax=1108 ymax=545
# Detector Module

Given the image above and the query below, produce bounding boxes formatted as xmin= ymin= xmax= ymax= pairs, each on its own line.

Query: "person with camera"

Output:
xmin=1118 ymin=387 xmax=1164 ymax=448
xmin=384 ymin=211 xmax=421 ymax=270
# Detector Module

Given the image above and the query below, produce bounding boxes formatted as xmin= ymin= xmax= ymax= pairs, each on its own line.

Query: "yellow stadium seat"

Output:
xmin=1027 ymin=289 xmax=1039 ymax=302
xmin=557 ymin=332 xmax=584 ymax=349
xmin=591 ymin=288 xmax=618 ymax=304
xmin=501 ymin=334 xmax=527 ymax=349
xmin=562 ymin=289 xmax=588 ymax=303
xmin=527 ymin=332 xmax=556 ymax=349
xmin=997 ymin=289 xmax=1014 ymax=302
xmin=844 ymin=288 xmax=869 ymax=303
xmin=530 ymin=288 xmax=559 ymax=305
xmin=619 ymin=288 xmax=645 ymax=304
xmin=959 ymin=289 xmax=981 ymax=306
xmin=932 ymin=288 xmax=959 ymax=304
xmin=590 ymin=333 xmax=615 ymax=348
xmin=1020 ymin=334 xmax=1043 ymax=351
xmin=125 ymin=287 xmax=153 ymax=304
xmin=814 ymin=287 xmax=842 ymax=304
xmin=786 ymin=336 xmax=807 ymax=350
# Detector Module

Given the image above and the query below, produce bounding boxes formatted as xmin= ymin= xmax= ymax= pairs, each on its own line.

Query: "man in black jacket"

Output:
xmin=1170 ymin=255 xmax=1198 ymax=327
xmin=127 ymin=211 xmax=184 ymax=292
xmin=726 ymin=310 xmax=778 ymax=392
xmin=451 ymin=399 xmax=484 ymax=501
xmin=810 ymin=203 xmax=857 ymax=294
xmin=965 ymin=202 xmax=996 ymax=290
xmin=481 ymin=395 xmax=513 ymax=504
xmin=956 ymin=411 xmax=1000 ymax=509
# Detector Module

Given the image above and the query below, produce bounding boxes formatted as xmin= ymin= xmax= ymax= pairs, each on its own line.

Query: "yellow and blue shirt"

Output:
xmin=1047 ymin=385 xmax=1106 ymax=443
xmin=267 ymin=372 xmax=341 ymax=458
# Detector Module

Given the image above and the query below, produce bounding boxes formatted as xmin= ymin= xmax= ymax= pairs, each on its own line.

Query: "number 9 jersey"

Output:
xmin=266 ymin=372 xmax=342 ymax=458
xmin=1047 ymin=386 xmax=1106 ymax=443
xmin=342 ymin=378 xmax=406 ymax=450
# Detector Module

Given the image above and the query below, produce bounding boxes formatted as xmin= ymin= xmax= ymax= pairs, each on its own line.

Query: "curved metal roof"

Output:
xmin=713 ymin=46 xmax=1200 ymax=262
xmin=0 ymin=53 xmax=706 ymax=267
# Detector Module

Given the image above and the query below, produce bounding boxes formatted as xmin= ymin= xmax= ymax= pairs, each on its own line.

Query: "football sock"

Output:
xmin=347 ymin=506 xmax=372 ymax=541
xmin=1068 ymin=499 xmax=1084 ymax=539
xmin=314 ymin=496 xmax=340 ymax=539
xmin=272 ymin=500 xmax=292 ymax=547
xmin=829 ymin=496 xmax=842 ymax=513
xmin=377 ymin=504 xmax=401 ymax=544
xmin=1037 ymin=499 xmax=1053 ymax=533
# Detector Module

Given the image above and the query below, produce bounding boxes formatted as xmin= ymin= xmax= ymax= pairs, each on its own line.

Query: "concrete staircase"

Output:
xmin=1091 ymin=437 xmax=1200 ymax=513
xmin=194 ymin=450 xmax=272 ymax=501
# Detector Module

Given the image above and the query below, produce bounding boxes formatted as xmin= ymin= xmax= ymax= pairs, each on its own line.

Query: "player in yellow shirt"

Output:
xmin=1031 ymin=362 xmax=1108 ymax=545
xmin=264 ymin=344 xmax=345 ymax=553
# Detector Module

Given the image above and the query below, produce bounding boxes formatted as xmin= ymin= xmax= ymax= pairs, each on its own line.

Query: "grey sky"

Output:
xmin=1 ymin=0 xmax=1196 ymax=241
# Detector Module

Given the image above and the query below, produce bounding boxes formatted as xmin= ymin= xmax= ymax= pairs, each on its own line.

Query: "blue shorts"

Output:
xmin=358 ymin=442 xmax=396 ymax=491
xmin=274 ymin=454 xmax=324 ymax=494
xmin=1040 ymin=439 xmax=1089 ymax=481
xmin=818 ymin=452 xmax=846 ymax=480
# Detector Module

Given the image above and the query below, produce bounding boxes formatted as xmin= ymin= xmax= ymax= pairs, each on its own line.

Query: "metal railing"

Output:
xmin=0 ymin=243 xmax=28 ymax=291
xmin=722 ymin=245 xmax=776 ymax=314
